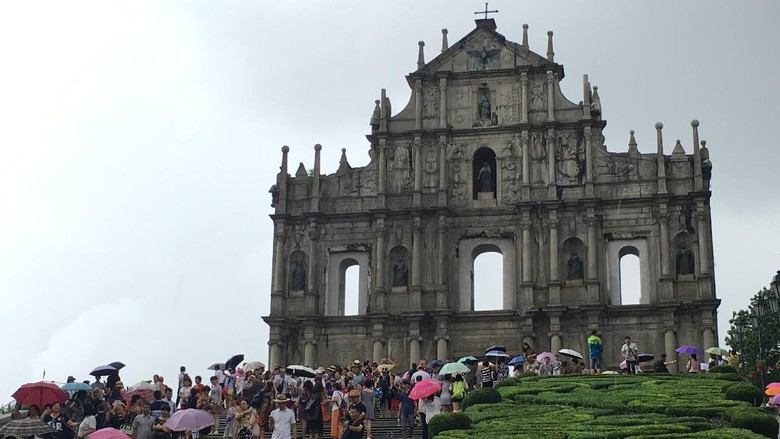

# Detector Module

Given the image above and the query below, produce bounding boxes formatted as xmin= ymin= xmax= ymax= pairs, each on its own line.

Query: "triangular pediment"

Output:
xmin=418 ymin=24 xmax=550 ymax=74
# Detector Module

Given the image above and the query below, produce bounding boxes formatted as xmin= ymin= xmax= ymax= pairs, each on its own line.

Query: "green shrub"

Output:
xmin=708 ymin=365 xmax=738 ymax=374
xmin=462 ymin=387 xmax=501 ymax=409
xmin=728 ymin=409 xmax=779 ymax=438
xmin=493 ymin=377 xmax=517 ymax=389
xmin=721 ymin=382 xmax=737 ymax=393
xmin=516 ymin=371 xmax=538 ymax=379
xmin=724 ymin=383 xmax=762 ymax=406
xmin=428 ymin=411 xmax=471 ymax=437
xmin=703 ymin=372 xmax=743 ymax=382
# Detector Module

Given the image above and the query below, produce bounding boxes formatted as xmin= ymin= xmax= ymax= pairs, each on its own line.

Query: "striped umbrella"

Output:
xmin=0 ymin=418 xmax=57 ymax=437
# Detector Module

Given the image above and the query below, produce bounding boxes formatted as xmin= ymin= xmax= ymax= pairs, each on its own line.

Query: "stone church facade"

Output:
xmin=262 ymin=18 xmax=718 ymax=371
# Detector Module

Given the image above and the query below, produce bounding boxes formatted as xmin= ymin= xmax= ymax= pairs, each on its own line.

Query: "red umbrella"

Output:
xmin=12 ymin=381 xmax=69 ymax=408
xmin=122 ymin=388 xmax=154 ymax=403
xmin=408 ymin=378 xmax=442 ymax=400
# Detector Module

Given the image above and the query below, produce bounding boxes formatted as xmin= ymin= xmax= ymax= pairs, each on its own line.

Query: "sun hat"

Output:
xmin=348 ymin=389 xmax=360 ymax=398
xmin=274 ymin=394 xmax=289 ymax=403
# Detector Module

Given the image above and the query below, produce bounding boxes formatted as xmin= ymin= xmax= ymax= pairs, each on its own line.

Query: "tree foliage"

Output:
xmin=725 ymin=287 xmax=780 ymax=387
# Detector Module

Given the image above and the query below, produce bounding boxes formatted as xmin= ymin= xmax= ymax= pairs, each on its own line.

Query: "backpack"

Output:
xmin=249 ymin=391 xmax=264 ymax=409
xmin=304 ymin=397 xmax=318 ymax=415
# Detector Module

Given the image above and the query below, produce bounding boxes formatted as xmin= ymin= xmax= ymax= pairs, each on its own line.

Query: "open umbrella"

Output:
xmin=0 ymin=418 xmax=57 ymax=437
xmin=286 ymin=365 xmax=316 ymax=378
xmin=704 ymin=347 xmax=729 ymax=357
xmin=429 ymin=360 xmax=445 ymax=369
xmin=535 ymin=352 xmax=556 ymax=364
xmin=89 ymin=427 xmax=132 ymax=439
xmin=484 ymin=345 xmax=507 ymax=354
xmin=766 ymin=382 xmax=780 ymax=389
xmin=411 ymin=370 xmax=431 ymax=382
xmin=439 ymin=362 xmax=470 ymax=375
xmin=675 ymin=345 xmax=703 ymax=355
xmin=408 ymin=378 xmax=442 ymax=400
xmin=243 ymin=361 xmax=265 ymax=371
xmin=225 ymin=354 xmax=244 ymax=370
xmin=766 ymin=386 xmax=780 ymax=397
xmin=164 ymin=408 xmax=215 ymax=432
xmin=13 ymin=381 xmax=69 ymax=407
xmin=376 ymin=364 xmax=394 ymax=372
xmin=770 ymin=394 xmax=780 ymax=405
xmin=207 ymin=363 xmax=226 ymax=371
xmin=637 ymin=353 xmax=655 ymax=363
xmin=128 ymin=381 xmax=156 ymax=391
xmin=558 ymin=349 xmax=583 ymax=360
xmin=457 ymin=356 xmax=478 ymax=363
xmin=90 ymin=365 xmax=117 ymax=377
xmin=122 ymin=388 xmax=154 ymax=402
xmin=484 ymin=350 xmax=510 ymax=358
xmin=61 ymin=382 xmax=92 ymax=392
xmin=508 ymin=355 xmax=525 ymax=366
xmin=108 ymin=362 xmax=126 ymax=371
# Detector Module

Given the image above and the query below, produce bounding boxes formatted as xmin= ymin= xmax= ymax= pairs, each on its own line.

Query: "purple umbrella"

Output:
xmin=164 ymin=409 xmax=215 ymax=432
xmin=675 ymin=345 xmax=703 ymax=355
xmin=770 ymin=394 xmax=780 ymax=405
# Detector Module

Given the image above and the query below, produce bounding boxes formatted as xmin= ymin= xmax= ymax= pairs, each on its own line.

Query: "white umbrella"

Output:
xmin=243 ymin=361 xmax=266 ymax=371
xmin=558 ymin=349 xmax=583 ymax=360
xmin=128 ymin=381 xmax=156 ymax=391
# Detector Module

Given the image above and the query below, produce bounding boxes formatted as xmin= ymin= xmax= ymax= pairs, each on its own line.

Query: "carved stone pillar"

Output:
xmin=521 ymin=130 xmax=530 ymax=200
xmin=521 ymin=221 xmax=532 ymax=283
xmin=414 ymin=80 xmax=422 ymax=130
xmin=411 ymin=216 xmax=422 ymax=310
xmin=546 ymin=71 xmax=555 ymax=122
xmin=659 ymin=211 xmax=670 ymax=277
xmin=378 ymin=138 xmax=387 ymax=207
xmin=520 ymin=72 xmax=529 ymax=124
xmin=271 ymin=222 xmax=286 ymax=315
xmin=702 ymin=327 xmax=715 ymax=352
xmin=311 ymin=144 xmax=321 ymax=212
xmin=584 ymin=127 xmax=594 ymax=197
xmin=585 ymin=210 xmax=599 ymax=303
xmin=375 ymin=217 xmax=386 ymax=312
xmin=373 ymin=339 xmax=384 ymax=364
xmin=547 ymin=128 xmax=556 ymax=198
xmin=691 ymin=120 xmax=703 ymax=191
xmin=435 ymin=336 xmax=449 ymax=360
xmin=696 ymin=207 xmax=709 ymax=275
xmin=306 ymin=221 xmax=319 ymax=315
xmin=548 ymin=212 xmax=560 ymax=305
xmin=269 ymin=341 xmax=283 ymax=371
xmin=550 ymin=333 xmax=561 ymax=354
xmin=304 ymin=340 xmax=316 ymax=367
xmin=438 ymin=135 xmax=448 ymax=205
xmin=664 ymin=328 xmax=677 ymax=373
xmin=439 ymin=78 xmax=447 ymax=128
xmin=655 ymin=123 xmax=667 ymax=194
xmin=413 ymin=137 xmax=422 ymax=205
xmin=436 ymin=215 xmax=448 ymax=309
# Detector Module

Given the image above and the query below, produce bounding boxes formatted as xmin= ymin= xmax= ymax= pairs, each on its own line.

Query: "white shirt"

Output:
xmin=270 ymin=408 xmax=296 ymax=439
xmin=418 ymin=396 xmax=441 ymax=424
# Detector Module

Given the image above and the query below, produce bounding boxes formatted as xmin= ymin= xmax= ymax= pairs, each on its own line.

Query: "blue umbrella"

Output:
xmin=508 ymin=355 xmax=525 ymax=365
xmin=61 ymin=382 xmax=92 ymax=392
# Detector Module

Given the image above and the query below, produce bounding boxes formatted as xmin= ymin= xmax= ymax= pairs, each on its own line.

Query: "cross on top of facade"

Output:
xmin=474 ymin=2 xmax=498 ymax=20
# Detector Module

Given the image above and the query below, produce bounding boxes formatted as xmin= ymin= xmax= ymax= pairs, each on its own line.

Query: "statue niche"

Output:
xmin=676 ymin=243 xmax=695 ymax=277
xmin=290 ymin=258 xmax=306 ymax=291
xmin=389 ymin=246 xmax=410 ymax=289
xmin=567 ymin=252 xmax=584 ymax=281
xmin=472 ymin=147 xmax=497 ymax=200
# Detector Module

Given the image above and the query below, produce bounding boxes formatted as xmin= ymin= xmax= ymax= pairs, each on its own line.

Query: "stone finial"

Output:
xmin=281 ymin=145 xmax=290 ymax=153
xmin=672 ymin=139 xmax=686 ymax=155
xmin=691 ymin=119 xmax=700 ymax=127
xmin=337 ymin=147 xmax=352 ymax=175
xmin=441 ymin=29 xmax=448 ymax=52
xmin=370 ymin=99 xmax=381 ymax=131
xmin=522 ymin=24 xmax=529 ymax=48
xmin=628 ymin=130 xmax=639 ymax=156
xmin=417 ymin=41 xmax=425 ymax=69
xmin=590 ymin=86 xmax=602 ymax=117
xmin=655 ymin=122 xmax=663 ymax=130
xmin=314 ymin=143 xmax=322 ymax=151
xmin=546 ymin=31 xmax=554 ymax=62
xmin=295 ymin=162 xmax=307 ymax=178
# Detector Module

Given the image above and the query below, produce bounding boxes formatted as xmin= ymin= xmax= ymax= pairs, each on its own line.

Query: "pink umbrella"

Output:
xmin=620 ymin=360 xmax=627 ymax=370
xmin=766 ymin=382 xmax=780 ymax=389
xmin=408 ymin=378 xmax=442 ymax=400
xmin=89 ymin=428 xmax=132 ymax=439
xmin=164 ymin=409 xmax=215 ymax=432
xmin=122 ymin=389 xmax=154 ymax=403
xmin=535 ymin=352 xmax=556 ymax=364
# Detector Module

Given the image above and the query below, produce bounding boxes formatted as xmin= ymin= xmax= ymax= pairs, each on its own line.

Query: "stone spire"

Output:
xmin=628 ymin=130 xmax=639 ymax=156
xmin=311 ymin=144 xmax=321 ymax=212
xmin=277 ymin=145 xmax=290 ymax=213
xmin=546 ymin=31 xmax=555 ymax=62
xmin=691 ymin=119 xmax=703 ymax=191
xmin=336 ymin=148 xmax=352 ymax=175
xmin=417 ymin=41 xmax=425 ymax=69
xmin=655 ymin=122 xmax=667 ymax=194
xmin=441 ymin=29 xmax=448 ymax=52
xmin=522 ymin=24 xmax=529 ymax=48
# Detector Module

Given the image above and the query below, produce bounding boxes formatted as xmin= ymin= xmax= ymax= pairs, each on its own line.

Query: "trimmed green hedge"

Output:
xmin=461 ymin=387 xmax=501 ymax=409
xmin=428 ymin=411 xmax=471 ymax=437
xmin=727 ymin=408 xmax=779 ymax=438
xmin=708 ymin=365 xmax=738 ymax=374
xmin=724 ymin=383 xmax=763 ymax=406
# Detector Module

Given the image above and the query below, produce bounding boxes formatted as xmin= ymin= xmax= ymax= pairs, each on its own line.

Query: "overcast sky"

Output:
xmin=1 ymin=1 xmax=779 ymax=402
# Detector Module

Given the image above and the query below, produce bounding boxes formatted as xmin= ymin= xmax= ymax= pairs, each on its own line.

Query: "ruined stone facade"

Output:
xmin=262 ymin=19 xmax=718 ymax=371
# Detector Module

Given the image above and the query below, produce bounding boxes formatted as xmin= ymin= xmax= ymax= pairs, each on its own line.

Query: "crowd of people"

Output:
xmin=7 ymin=337 xmax=741 ymax=439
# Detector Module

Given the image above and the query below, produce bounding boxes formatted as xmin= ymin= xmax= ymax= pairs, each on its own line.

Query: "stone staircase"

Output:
xmin=208 ymin=409 xmax=423 ymax=439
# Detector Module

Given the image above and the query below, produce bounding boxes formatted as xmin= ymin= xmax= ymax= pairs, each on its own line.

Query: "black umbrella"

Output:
xmin=90 ymin=365 xmax=117 ymax=377
xmin=109 ymin=361 xmax=126 ymax=370
xmin=225 ymin=354 xmax=244 ymax=370
xmin=637 ymin=353 xmax=655 ymax=363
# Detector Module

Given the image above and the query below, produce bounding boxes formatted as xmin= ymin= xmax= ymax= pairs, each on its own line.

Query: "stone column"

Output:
xmin=411 ymin=216 xmax=422 ymax=310
xmin=696 ymin=207 xmax=709 ymax=275
xmin=306 ymin=221 xmax=319 ymax=314
xmin=271 ymin=222 xmax=286 ymax=315
xmin=664 ymin=328 xmax=677 ymax=373
xmin=549 ymin=212 xmax=559 ymax=282
xmin=655 ymin=123 xmax=667 ymax=194
xmin=546 ymin=71 xmax=555 ymax=122
xmin=584 ymin=127 xmax=594 ymax=197
xmin=378 ymin=138 xmax=387 ymax=207
xmin=702 ymin=327 xmax=715 ymax=352
xmin=691 ymin=120 xmax=703 ymax=191
xmin=436 ymin=336 xmax=449 ymax=360
xmin=522 ymin=221 xmax=532 ymax=283
xmin=375 ymin=216 xmax=386 ymax=312
xmin=659 ymin=210 xmax=670 ymax=277
xmin=414 ymin=80 xmax=422 ymax=130
xmin=304 ymin=341 xmax=316 ymax=367
xmin=520 ymin=72 xmax=529 ymax=124
xmin=547 ymin=128 xmax=556 ymax=198
xmin=310 ymin=144 xmax=321 ymax=212
xmin=409 ymin=337 xmax=421 ymax=368
xmin=438 ymin=135 xmax=448 ymax=205
xmin=413 ymin=137 xmax=422 ymax=206
xmin=521 ymin=130 xmax=530 ymax=200
xmin=550 ymin=333 xmax=561 ymax=354
xmin=277 ymin=146 xmax=289 ymax=213
xmin=436 ymin=215 xmax=448 ymax=309
xmin=269 ymin=340 xmax=283 ymax=371
xmin=373 ymin=339 xmax=384 ymax=364
xmin=439 ymin=78 xmax=447 ymax=128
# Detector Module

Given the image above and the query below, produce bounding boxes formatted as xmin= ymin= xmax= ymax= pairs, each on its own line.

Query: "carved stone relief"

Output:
xmin=466 ymin=34 xmax=502 ymax=71
xmin=423 ymin=87 xmax=439 ymax=118
xmin=530 ymin=131 xmax=547 ymax=184
xmin=452 ymin=87 xmax=469 ymax=126
xmin=529 ymin=80 xmax=546 ymax=112
xmin=448 ymin=163 xmax=467 ymax=206
xmin=423 ymin=145 xmax=438 ymax=188
xmin=556 ymin=132 xmax=584 ymax=185
xmin=388 ymin=143 xmax=413 ymax=192
xmin=498 ymin=85 xmax=513 ymax=125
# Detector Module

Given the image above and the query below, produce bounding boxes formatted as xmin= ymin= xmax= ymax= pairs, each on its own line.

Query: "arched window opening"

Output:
xmin=472 ymin=147 xmax=497 ymax=199
xmin=473 ymin=251 xmax=503 ymax=311
xmin=619 ymin=247 xmax=641 ymax=305
xmin=343 ymin=264 xmax=360 ymax=316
